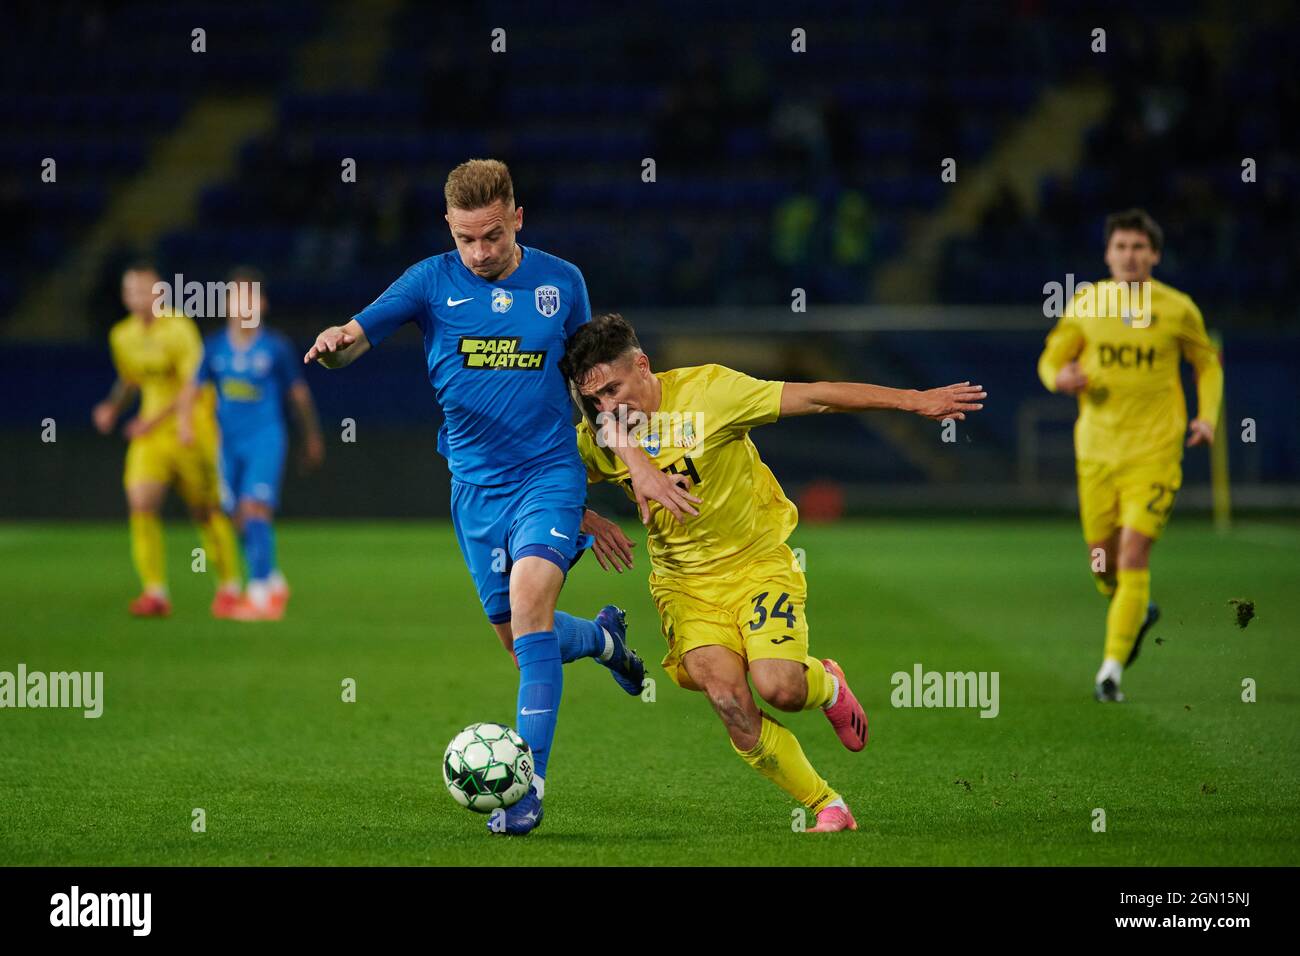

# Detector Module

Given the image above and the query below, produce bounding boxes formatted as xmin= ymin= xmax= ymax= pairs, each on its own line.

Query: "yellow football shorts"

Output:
xmin=123 ymin=426 xmax=222 ymax=507
xmin=1077 ymin=457 xmax=1182 ymax=543
xmin=650 ymin=543 xmax=810 ymax=689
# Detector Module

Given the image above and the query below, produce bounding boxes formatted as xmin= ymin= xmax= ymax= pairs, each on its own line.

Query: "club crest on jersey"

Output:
xmin=534 ymin=285 xmax=560 ymax=318
xmin=641 ymin=432 xmax=661 ymax=456
xmin=491 ymin=289 xmax=514 ymax=313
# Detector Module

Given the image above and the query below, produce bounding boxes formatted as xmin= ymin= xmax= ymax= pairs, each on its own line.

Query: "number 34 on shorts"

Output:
xmin=748 ymin=590 xmax=800 ymax=643
xmin=736 ymin=561 xmax=810 ymax=666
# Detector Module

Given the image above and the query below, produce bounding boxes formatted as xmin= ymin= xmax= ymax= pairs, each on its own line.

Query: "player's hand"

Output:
xmin=176 ymin=418 xmax=194 ymax=447
xmin=300 ymin=433 xmax=326 ymax=472
xmin=1054 ymin=362 xmax=1089 ymax=396
xmin=92 ymin=402 xmax=117 ymax=435
xmin=305 ymin=327 xmax=356 ymax=366
xmin=911 ymin=382 xmax=986 ymax=421
xmin=581 ymin=508 xmax=635 ymax=573
xmin=122 ymin=416 xmax=152 ymax=440
xmin=1186 ymin=418 xmax=1215 ymax=447
xmin=627 ymin=459 xmax=701 ymax=526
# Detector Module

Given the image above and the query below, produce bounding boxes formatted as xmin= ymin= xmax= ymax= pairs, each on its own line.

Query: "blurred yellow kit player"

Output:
xmin=565 ymin=313 xmax=985 ymax=832
xmin=1037 ymin=209 xmax=1223 ymax=701
xmin=92 ymin=262 xmax=242 ymax=617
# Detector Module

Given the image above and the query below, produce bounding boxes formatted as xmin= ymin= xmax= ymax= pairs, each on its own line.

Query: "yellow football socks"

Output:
xmin=1094 ymin=573 xmax=1117 ymax=599
xmin=129 ymin=511 xmax=166 ymax=593
xmin=1104 ymin=568 xmax=1150 ymax=664
xmin=803 ymin=656 xmax=834 ymax=710
xmin=199 ymin=512 xmax=241 ymax=589
xmin=733 ymin=712 xmax=836 ymax=812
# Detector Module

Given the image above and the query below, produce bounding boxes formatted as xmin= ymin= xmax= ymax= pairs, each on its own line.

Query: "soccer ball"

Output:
xmin=442 ymin=722 xmax=533 ymax=813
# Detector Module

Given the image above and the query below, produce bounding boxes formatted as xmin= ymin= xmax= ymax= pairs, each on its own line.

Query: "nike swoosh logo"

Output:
xmin=549 ymin=528 xmax=569 ymax=539
xmin=446 ymin=296 xmax=474 ymax=307
xmin=520 ymin=707 xmax=553 ymax=716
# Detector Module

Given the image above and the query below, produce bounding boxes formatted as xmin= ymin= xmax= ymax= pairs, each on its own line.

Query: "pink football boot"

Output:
xmin=808 ymin=802 xmax=858 ymax=833
xmin=821 ymin=658 xmax=868 ymax=751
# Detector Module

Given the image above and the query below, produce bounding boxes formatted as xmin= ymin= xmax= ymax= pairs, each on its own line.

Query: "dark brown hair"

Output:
xmin=1104 ymin=208 xmax=1164 ymax=253
xmin=560 ymin=312 xmax=642 ymax=386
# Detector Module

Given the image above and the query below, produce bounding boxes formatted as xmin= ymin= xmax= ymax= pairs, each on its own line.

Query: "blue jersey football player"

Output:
xmin=182 ymin=268 xmax=325 ymax=620
xmin=306 ymin=160 xmax=698 ymax=834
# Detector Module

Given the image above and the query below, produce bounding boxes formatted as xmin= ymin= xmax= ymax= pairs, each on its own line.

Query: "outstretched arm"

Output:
xmin=305 ymin=319 xmax=371 ymax=368
xmin=779 ymin=380 xmax=986 ymax=421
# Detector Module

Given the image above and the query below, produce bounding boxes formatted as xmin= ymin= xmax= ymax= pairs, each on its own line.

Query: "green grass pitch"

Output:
xmin=2 ymin=518 xmax=1297 ymax=866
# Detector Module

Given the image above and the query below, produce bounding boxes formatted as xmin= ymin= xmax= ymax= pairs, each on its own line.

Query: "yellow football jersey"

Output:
xmin=579 ymin=364 xmax=800 ymax=574
xmin=576 ymin=364 xmax=795 ymax=579
xmin=1037 ymin=278 xmax=1223 ymax=466
xmin=109 ymin=311 xmax=215 ymax=430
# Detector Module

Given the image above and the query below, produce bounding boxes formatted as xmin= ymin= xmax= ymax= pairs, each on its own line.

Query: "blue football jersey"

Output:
xmin=352 ymin=245 xmax=591 ymax=486
xmin=198 ymin=329 xmax=302 ymax=442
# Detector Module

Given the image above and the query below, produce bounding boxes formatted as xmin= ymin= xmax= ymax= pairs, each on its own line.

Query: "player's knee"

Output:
xmin=239 ymin=499 xmax=272 ymax=522
xmin=750 ymin=667 xmax=805 ymax=711
xmin=758 ymin=681 xmax=805 ymax=712
xmin=509 ymin=608 xmax=553 ymax=637
xmin=507 ymin=558 xmax=562 ymax=634
xmin=1119 ymin=532 xmax=1153 ymax=569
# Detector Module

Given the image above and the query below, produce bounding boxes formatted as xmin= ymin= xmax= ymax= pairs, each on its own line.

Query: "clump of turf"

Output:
xmin=1228 ymin=599 xmax=1256 ymax=629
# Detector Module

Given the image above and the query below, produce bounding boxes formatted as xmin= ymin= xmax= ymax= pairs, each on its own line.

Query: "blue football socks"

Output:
xmin=552 ymin=611 xmax=606 ymax=664
xmin=242 ymin=517 xmax=273 ymax=581
xmin=513 ymin=630 xmax=563 ymax=782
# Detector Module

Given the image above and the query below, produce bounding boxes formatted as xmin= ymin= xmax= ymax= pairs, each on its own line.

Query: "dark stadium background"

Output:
xmin=2 ymin=0 xmax=1297 ymax=520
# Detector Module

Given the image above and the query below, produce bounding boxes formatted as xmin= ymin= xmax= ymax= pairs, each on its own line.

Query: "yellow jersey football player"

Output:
xmin=564 ymin=313 xmax=985 ymax=832
xmin=1037 ymin=209 xmax=1223 ymax=702
xmin=91 ymin=262 xmax=243 ymax=617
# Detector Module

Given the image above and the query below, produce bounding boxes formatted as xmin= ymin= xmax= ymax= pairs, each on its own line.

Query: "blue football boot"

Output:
xmin=487 ymin=784 xmax=543 ymax=835
xmin=594 ymin=605 xmax=645 ymax=696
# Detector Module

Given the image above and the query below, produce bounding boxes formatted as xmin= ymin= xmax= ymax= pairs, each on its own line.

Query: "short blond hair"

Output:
xmin=444 ymin=158 xmax=515 ymax=211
